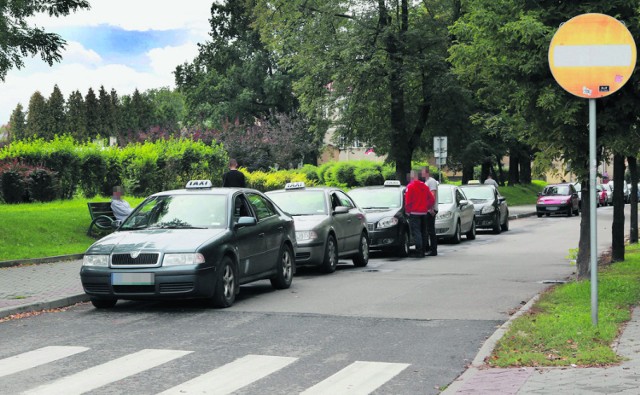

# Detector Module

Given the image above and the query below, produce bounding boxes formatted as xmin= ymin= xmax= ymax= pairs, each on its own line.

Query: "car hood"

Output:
xmin=86 ymin=228 xmax=227 ymax=254
xmin=538 ymin=196 xmax=570 ymax=204
xmin=437 ymin=203 xmax=455 ymax=213
xmin=470 ymin=200 xmax=492 ymax=210
xmin=291 ymin=215 xmax=331 ymax=231
xmin=362 ymin=208 xmax=400 ymax=221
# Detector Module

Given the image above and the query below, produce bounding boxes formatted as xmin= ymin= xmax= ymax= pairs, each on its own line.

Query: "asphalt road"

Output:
xmin=0 ymin=206 xmax=625 ymax=394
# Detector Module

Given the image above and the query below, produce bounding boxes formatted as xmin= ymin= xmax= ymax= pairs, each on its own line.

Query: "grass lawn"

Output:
xmin=0 ymin=196 xmax=144 ymax=262
xmin=499 ymin=180 xmax=547 ymax=206
xmin=489 ymin=243 xmax=640 ymax=367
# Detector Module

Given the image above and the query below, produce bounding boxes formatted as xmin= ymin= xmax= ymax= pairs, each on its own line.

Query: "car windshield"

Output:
xmin=120 ymin=194 xmax=227 ymax=230
xmin=461 ymin=186 xmax=494 ymax=201
xmin=268 ymin=190 xmax=327 ymax=215
xmin=349 ymin=188 xmax=402 ymax=209
xmin=438 ymin=186 xmax=454 ymax=204
xmin=543 ymin=185 xmax=571 ymax=196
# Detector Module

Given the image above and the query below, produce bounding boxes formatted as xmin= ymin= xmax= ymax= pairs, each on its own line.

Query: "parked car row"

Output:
xmin=81 ymin=179 xmax=510 ymax=309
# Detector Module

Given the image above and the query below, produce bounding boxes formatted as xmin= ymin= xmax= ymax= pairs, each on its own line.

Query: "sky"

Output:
xmin=1 ymin=0 xmax=213 ymax=126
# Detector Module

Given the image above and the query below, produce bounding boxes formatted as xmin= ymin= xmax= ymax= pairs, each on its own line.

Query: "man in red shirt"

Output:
xmin=405 ymin=170 xmax=435 ymax=257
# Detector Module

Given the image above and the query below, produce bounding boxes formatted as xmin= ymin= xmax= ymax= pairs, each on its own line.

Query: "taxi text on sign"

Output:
xmin=548 ymin=13 xmax=636 ymax=99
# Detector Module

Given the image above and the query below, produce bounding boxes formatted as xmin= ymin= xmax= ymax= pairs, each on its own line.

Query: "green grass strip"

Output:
xmin=489 ymin=243 xmax=640 ymax=367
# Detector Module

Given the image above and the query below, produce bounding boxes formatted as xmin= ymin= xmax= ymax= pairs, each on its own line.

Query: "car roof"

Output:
xmin=267 ymin=186 xmax=342 ymax=193
xmin=151 ymin=187 xmax=257 ymax=197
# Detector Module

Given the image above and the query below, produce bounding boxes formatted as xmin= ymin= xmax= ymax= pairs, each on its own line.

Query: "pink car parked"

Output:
xmin=536 ymin=183 xmax=580 ymax=217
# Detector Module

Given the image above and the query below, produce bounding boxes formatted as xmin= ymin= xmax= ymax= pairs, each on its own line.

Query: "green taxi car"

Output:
xmin=80 ymin=180 xmax=296 ymax=309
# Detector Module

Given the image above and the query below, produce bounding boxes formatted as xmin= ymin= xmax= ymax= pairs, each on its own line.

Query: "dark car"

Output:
xmin=536 ymin=183 xmax=580 ymax=217
xmin=348 ymin=180 xmax=411 ymax=257
xmin=266 ymin=182 xmax=369 ymax=273
xmin=460 ymin=184 xmax=509 ymax=233
xmin=80 ymin=180 xmax=296 ymax=309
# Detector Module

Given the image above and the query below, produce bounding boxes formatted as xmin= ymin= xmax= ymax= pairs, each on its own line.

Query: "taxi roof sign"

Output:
xmin=285 ymin=182 xmax=306 ymax=190
xmin=383 ymin=180 xmax=402 ymax=187
xmin=186 ymin=180 xmax=213 ymax=189
xmin=548 ymin=13 xmax=636 ymax=99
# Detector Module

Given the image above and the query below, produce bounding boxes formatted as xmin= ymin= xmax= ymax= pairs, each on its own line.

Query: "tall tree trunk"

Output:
xmin=462 ymin=163 xmax=473 ymax=184
xmin=611 ymin=154 xmax=625 ymax=262
xmin=628 ymin=156 xmax=638 ymax=244
xmin=509 ymin=152 xmax=520 ymax=185
xmin=496 ymin=156 xmax=505 ymax=186
xmin=519 ymin=151 xmax=532 ymax=184
xmin=576 ymin=175 xmax=590 ymax=279
xmin=480 ymin=161 xmax=491 ymax=183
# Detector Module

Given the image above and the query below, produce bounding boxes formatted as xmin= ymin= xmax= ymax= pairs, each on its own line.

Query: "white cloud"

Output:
xmin=2 ymin=1 xmax=213 ymax=126
xmin=147 ymin=43 xmax=201 ymax=77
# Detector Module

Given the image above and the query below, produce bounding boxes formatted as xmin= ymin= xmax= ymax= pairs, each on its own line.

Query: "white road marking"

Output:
xmin=0 ymin=346 xmax=89 ymax=378
xmin=23 ymin=349 xmax=192 ymax=395
xmin=159 ymin=354 xmax=297 ymax=395
xmin=301 ymin=361 xmax=410 ymax=395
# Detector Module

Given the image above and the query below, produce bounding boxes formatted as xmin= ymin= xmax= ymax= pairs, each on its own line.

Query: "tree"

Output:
xmin=66 ymin=90 xmax=86 ymax=141
xmin=84 ymin=88 xmax=99 ymax=139
xmin=254 ymin=0 xmax=471 ymax=182
xmin=9 ymin=103 xmax=27 ymax=140
xmin=97 ymin=85 xmax=115 ymax=137
xmin=448 ymin=0 xmax=640 ymax=277
xmin=46 ymin=84 xmax=66 ymax=139
xmin=25 ymin=91 xmax=47 ymax=139
xmin=145 ymin=87 xmax=186 ymax=133
xmin=0 ymin=0 xmax=90 ymax=81
xmin=175 ymin=0 xmax=298 ymax=129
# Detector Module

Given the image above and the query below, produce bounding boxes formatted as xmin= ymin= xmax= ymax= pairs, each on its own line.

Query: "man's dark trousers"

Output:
xmin=409 ymin=214 xmax=427 ymax=255
xmin=425 ymin=211 xmax=437 ymax=254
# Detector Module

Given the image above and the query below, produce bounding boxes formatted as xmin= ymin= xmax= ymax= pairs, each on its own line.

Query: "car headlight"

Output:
xmin=481 ymin=205 xmax=495 ymax=214
xmin=83 ymin=255 xmax=109 ymax=267
xmin=437 ymin=211 xmax=453 ymax=220
xmin=377 ymin=216 xmax=399 ymax=229
xmin=162 ymin=253 xmax=205 ymax=266
xmin=296 ymin=230 xmax=318 ymax=241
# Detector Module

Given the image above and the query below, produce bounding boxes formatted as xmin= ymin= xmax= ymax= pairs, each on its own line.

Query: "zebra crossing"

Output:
xmin=1 ymin=346 xmax=411 ymax=394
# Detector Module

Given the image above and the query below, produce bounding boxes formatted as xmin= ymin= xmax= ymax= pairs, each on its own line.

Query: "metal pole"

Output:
xmin=589 ymin=98 xmax=598 ymax=326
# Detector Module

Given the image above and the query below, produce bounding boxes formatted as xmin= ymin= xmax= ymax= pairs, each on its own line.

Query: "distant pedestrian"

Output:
xmin=110 ymin=186 xmax=132 ymax=221
xmin=422 ymin=167 xmax=439 ymax=256
xmin=484 ymin=174 xmax=499 ymax=188
xmin=222 ymin=158 xmax=246 ymax=187
xmin=405 ymin=170 xmax=435 ymax=258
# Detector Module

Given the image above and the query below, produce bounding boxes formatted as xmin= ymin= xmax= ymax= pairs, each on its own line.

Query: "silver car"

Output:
xmin=266 ymin=183 xmax=369 ymax=273
xmin=435 ymin=184 xmax=476 ymax=243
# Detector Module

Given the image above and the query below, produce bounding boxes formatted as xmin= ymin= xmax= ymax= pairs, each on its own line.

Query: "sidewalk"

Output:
xmin=4 ymin=204 xmax=640 ymax=394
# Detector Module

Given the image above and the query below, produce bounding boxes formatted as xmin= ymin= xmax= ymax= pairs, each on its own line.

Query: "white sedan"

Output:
xmin=435 ymin=184 xmax=476 ymax=243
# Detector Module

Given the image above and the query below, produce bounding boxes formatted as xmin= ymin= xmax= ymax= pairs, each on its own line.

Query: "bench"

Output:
xmin=87 ymin=202 xmax=116 ymax=237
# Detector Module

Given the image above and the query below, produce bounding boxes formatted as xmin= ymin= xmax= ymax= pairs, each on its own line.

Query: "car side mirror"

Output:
xmin=333 ymin=206 xmax=349 ymax=215
xmin=111 ymin=220 xmax=122 ymax=229
xmin=537 ymin=192 xmax=542 ymax=197
xmin=459 ymin=199 xmax=469 ymax=207
xmin=235 ymin=216 xmax=257 ymax=228
xmin=498 ymin=196 xmax=506 ymax=202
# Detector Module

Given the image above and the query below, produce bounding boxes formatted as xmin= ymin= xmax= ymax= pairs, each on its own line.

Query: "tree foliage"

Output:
xmin=253 ymin=0 xmax=472 ymax=181
xmin=0 ymin=0 xmax=90 ymax=81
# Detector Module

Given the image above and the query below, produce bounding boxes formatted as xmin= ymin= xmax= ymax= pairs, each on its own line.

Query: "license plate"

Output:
xmin=547 ymin=207 xmax=558 ymax=211
xmin=111 ymin=273 xmax=154 ymax=285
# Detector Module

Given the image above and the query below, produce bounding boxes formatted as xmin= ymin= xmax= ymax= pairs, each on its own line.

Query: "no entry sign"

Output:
xmin=548 ymin=13 xmax=636 ymax=99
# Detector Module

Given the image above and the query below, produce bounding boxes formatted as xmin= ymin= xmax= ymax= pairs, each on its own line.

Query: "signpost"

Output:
xmin=433 ymin=136 xmax=447 ymax=183
xmin=548 ymin=13 xmax=636 ymax=326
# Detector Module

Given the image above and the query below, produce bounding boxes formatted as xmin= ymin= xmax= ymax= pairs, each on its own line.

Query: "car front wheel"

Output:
xmin=451 ymin=221 xmax=462 ymax=244
xmin=396 ymin=229 xmax=410 ymax=257
xmin=466 ymin=220 xmax=476 ymax=240
xmin=321 ymin=235 xmax=338 ymax=273
xmin=271 ymin=244 xmax=294 ymax=289
xmin=211 ymin=256 xmax=236 ymax=308
xmin=352 ymin=232 xmax=369 ymax=267
xmin=501 ymin=214 xmax=509 ymax=231
xmin=492 ymin=213 xmax=502 ymax=234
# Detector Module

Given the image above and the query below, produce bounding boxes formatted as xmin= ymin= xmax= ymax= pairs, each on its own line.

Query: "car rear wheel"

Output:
xmin=466 ymin=220 xmax=476 ymax=240
xmin=91 ymin=298 xmax=117 ymax=309
xmin=566 ymin=208 xmax=572 ymax=217
xmin=352 ymin=232 xmax=369 ymax=267
xmin=321 ymin=235 xmax=338 ymax=273
xmin=396 ymin=229 xmax=410 ymax=257
xmin=537 ymin=213 xmax=543 ymax=218
xmin=271 ymin=244 xmax=293 ymax=289
xmin=451 ymin=221 xmax=462 ymax=244
xmin=211 ymin=256 xmax=236 ymax=308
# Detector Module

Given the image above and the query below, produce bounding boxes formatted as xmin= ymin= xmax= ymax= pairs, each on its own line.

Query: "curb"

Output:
xmin=0 ymin=294 xmax=90 ymax=320
xmin=0 ymin=254 xmax=84 ymax=269
xmin=441 ymin=294 xmax=541 ymax=394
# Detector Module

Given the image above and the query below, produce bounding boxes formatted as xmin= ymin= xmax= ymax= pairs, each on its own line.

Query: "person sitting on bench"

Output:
xmin=111 ymin=186 xmax=132 ymax=221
